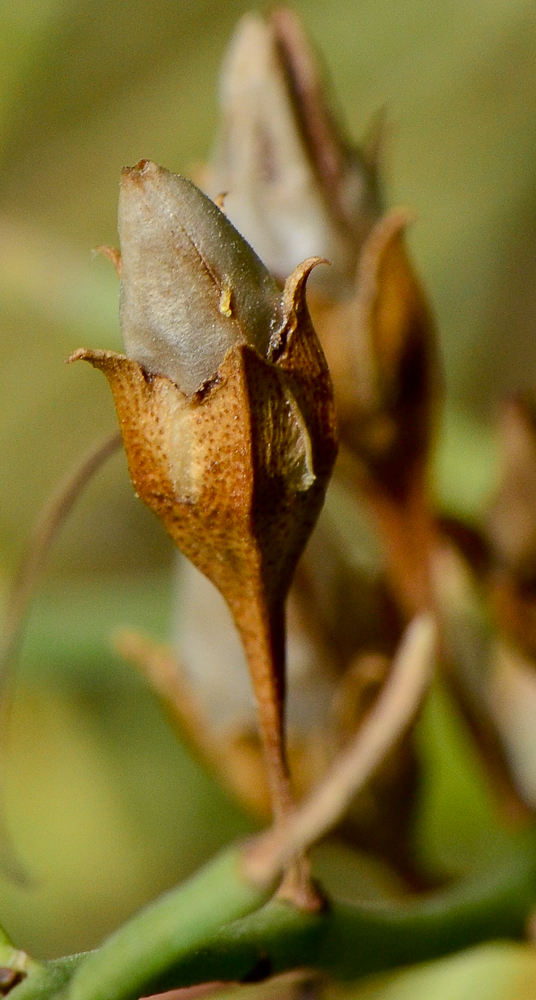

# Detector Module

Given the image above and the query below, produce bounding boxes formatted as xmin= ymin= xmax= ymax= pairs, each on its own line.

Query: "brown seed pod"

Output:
xmin=70 ymin=163 xmax=337 ymax=842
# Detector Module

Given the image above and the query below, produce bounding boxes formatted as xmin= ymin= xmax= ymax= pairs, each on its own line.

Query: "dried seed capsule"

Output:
xmin=71 ymin=164 xmax=337 ymax=891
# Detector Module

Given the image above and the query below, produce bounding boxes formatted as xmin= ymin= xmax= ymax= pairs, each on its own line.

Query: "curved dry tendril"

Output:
xmin=0 ymin=431 xmax=122 ymax=688
xmin=0 ymin=431 xmax=122 ymax=882
xmin=244 ymin=614 xmax=436 ymax=884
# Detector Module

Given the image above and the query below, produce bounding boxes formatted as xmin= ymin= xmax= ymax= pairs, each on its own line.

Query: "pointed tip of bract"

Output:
xmin=122 ymin=158 xmax=151 ymax=178
xmin=219 ymin=11 xmax=267 ymax=90
xmin=118 ymin=161 xmax=284 ymax=395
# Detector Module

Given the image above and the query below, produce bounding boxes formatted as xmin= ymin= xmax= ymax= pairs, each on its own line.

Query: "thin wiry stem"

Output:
xmin=244 ymin=614 xmax=435 ymax=884
xmin=0 ymin=430 xmax=122 ymax=882
xmin=0 ymin=430 xmax=122 ymax=687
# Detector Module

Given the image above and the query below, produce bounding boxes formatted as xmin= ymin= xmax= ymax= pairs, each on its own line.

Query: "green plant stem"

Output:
xmin=0 ymin=924 xmax=14 ymax=952
xmin=134 ymin=829 xmax=536 ymax=989
xmin=68 ymin=844 xmax=278 ymax=1000
xmin=0 ymin=925 xmax=44 ymax=996
xmin=318 ymin=832 xmax=536 ymax=978
xmin=6 ymin=957 xmax=87 ymax=1000
xmin=0 ymin=922 xmax=42 ymax=976
xmin=8 ymin=831 xmax=536 ymax=1000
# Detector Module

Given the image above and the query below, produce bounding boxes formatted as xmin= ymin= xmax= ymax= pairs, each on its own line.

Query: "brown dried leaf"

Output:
xmin=486 ymin=399 xmax=536 ymax=659
xmin=487 ymin=398 xmax=536 ymax=580
xmin=317 ymin=210 xmax=437 ymax=501
xmin=311 ymin=211 xmax=439 ymax=618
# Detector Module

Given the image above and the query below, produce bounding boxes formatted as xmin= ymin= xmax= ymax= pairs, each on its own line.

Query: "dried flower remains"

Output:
xmin=70 ymin=160 xmax=337 ymax=908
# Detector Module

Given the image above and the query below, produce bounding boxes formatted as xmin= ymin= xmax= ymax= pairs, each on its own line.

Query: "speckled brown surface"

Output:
xmin=70 ymin=257 xmax=336 ymax=839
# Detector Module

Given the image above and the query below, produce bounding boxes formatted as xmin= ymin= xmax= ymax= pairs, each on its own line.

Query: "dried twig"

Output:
xmin=0 ymin=430 xmax=121 ymax=882
xmin=244 ymin=614 xmax=435 ymax=883
xmin=0 ymin=430 xmax=122 ymax=686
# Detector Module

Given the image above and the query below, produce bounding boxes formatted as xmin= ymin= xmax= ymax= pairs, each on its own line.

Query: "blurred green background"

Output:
xmin=0 ymin=0 xmax=536 ymax=994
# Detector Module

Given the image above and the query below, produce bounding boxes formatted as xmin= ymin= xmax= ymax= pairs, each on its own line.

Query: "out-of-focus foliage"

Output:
xmin=0 ymin=1 xmax=536 ymax=996
xmin=218 ymin=943 xmax=536 ymax=1000
xmin=0 ymin=577 xmax=254 ymax=957
xmin=346 ymin=944 xmax=536 ymax=1000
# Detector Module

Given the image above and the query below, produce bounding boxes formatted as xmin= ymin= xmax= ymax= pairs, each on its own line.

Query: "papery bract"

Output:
xmin=202 ymin=10 xmax=380 ymax=296
xmin=119 ymin=160 xmax=284 ymax=395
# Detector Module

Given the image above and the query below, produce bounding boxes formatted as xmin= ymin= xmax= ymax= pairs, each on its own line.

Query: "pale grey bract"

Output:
xmin=118 ymin=160 xmax=285 ymax=395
